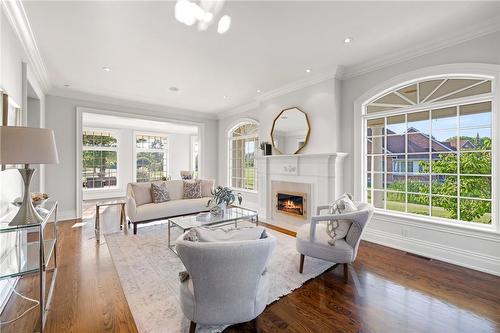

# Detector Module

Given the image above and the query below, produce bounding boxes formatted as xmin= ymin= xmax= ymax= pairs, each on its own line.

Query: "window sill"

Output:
xmin=372 ymin=209 xmax=499 ymax=237
xmin=83 ymin=186 xmax=121 ymax=193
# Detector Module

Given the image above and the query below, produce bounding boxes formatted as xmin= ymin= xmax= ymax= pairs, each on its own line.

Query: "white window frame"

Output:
xmin=227 ymin=120 xmax=259 ymax=192
xmin=133 ymin=131 xmax=170 ymax=182
xmin=354 ymin=65 xmax=499 ymax=233
xmin=82 ymin=128 xmax=120 ymax=192
xmin=190 ymin=135 xmax=199 ymax=177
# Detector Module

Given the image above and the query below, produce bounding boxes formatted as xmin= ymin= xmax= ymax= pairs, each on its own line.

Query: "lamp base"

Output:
xmin=8 ymin=165 xmax=44 ymax=226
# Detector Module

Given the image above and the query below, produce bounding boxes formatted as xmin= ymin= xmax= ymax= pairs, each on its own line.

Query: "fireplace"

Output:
xmin=276 ymin=192 xmax=306 ymax=219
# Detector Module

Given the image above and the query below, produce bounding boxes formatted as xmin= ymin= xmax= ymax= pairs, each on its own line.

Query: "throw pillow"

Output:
xmin=151 ymin=182 xmax=170 ymax=203
xmin=200 ymin=179 xmax=215 ymax=197
xmin=130 ymin=183 xmax=154 ymax=206
xmin=183 ymin=180 xmax=202 ymax=199
xmin=326 ymin=193 xmax=357 ymax=246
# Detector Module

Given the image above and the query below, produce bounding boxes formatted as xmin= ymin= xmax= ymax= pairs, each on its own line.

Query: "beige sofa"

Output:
xmin=126 ymin=179 xmax=214 ymax=234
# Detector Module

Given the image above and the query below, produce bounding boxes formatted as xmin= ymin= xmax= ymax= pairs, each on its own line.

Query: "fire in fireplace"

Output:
xmin=276 ymin=192 xmax=305 ymax=217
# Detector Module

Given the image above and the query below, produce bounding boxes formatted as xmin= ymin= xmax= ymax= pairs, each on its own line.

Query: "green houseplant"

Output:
xmin=207 ymin=186 xmax=243 ymax=215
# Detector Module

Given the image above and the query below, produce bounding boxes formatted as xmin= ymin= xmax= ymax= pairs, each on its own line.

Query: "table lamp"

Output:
xmin=0 ymin=126 xmax=59 ymax=225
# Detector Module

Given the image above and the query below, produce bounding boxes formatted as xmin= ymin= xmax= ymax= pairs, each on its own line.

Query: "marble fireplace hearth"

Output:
xmin=256 ymin=153 xmax=348 ymax=231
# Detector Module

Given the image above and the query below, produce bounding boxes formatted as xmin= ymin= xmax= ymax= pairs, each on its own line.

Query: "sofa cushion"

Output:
xmin=200 ymin=179 xmax=215 ymax=197
xmin=163 ymin=180 xmax=184 ymax=200
xmin=151 ymin=182 xmax=170 ymax=203
xmin=183 ymin=180 xmax=202 ymax=199
xmin=133 ymin=197 xmax=210 ymax=222
xmin=130 ymin=182 xmax=156 ymax=206
xmin=193 ymin=226 xmax=267 ymax=242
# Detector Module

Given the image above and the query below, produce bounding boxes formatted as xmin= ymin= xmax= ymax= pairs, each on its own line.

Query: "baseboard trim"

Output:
xmin=363 ymin=228 xmax=500 ymax=276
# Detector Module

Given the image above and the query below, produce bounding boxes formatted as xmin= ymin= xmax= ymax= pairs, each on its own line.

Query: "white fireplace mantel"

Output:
xmin=256 ymin=152 xmax=348 ymax=229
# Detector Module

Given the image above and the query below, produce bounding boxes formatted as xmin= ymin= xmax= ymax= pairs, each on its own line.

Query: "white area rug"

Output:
xmin=105 ymin=222 xmax=334 ymax=333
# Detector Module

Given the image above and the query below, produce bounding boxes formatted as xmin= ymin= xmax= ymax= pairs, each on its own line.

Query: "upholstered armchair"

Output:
xmin=176 ymin=231 xmax=276 ymax=332
xmin=296 ymin=202 xmax=374 ymax=282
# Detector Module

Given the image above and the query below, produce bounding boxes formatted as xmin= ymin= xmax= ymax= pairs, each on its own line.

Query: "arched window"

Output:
xmin=228 ymin=121 xmax=259 ymax=191
xmin=363 ymin=76 xmax=494 ymax=226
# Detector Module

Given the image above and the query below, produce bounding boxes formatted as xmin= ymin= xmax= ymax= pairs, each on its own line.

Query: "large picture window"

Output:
xmin=135 ymin=134 xmax=169 ymax=182
xmin=364 ymin=77 xmax=493 ymax=226
xmin=82 ymin=130 xmax=118 ymax=189
xmin=228 ymin=121 xmax=258 ymax=191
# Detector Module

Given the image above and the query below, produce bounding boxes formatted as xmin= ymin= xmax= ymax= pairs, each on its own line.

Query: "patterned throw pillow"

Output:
xmin=151 ymin=182 xmax=170 ymax=203
xmin=183 ymin=180 xmax=202 ymax=199
xmin=326 ymin=193 xmax=357 ymax=246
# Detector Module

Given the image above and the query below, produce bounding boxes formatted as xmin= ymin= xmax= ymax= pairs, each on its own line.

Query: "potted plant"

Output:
xmin=207 ymin=186 xmax=243 ymax=215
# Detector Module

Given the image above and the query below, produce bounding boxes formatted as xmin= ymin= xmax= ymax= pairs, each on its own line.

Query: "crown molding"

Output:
xmin=1 ymin=0 xmax=51 ymax=93
xmin=340 ymin=15 xmax=500 ymax=80
xmin=217 ymin=67 xmax=340 ymax=119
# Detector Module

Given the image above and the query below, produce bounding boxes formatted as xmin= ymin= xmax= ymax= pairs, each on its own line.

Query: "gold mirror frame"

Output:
xmin=270 ymin=107 xmax=311 ymax=155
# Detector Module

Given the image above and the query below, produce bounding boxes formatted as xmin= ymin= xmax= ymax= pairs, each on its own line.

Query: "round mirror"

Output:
xmin=271 ymin=107 xmax=310 ymax=155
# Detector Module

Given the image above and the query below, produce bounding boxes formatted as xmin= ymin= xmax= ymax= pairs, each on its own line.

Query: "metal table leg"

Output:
xmin=95 ymin=205 xmax=100 ymax=242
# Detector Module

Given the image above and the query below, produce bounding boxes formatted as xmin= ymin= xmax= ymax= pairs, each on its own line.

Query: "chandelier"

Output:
xmin=175 ymin=0 xmax=231 ymax=34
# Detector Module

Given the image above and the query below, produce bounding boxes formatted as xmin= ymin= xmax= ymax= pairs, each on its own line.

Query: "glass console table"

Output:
xmin=0 ymin=200 xmax=58 ymax=332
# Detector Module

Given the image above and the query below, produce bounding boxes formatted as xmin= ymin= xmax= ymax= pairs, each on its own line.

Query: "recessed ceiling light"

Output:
xmin=102 ymin=67 xmax=111 ymax=72
xmin=344 ymin=37 xmax=353 ymax=44
xmin=223 ymin=95 xmax=227 ymax=99
xmin=305 ymin=69 xmax=311 ymax=73
xmin=217 ymin=15 xmax=231 ymax=34
xmin=169 ymin=86 xmax=180 ymax=92
xmin=64 ymin=84 xmax=70 ymax=87
xmin=256 ymin=89 xmax=261 ymax=93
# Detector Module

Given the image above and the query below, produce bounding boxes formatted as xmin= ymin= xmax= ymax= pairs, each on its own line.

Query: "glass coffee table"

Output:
xmin=167 ymin=206 xmax=259 ymax=253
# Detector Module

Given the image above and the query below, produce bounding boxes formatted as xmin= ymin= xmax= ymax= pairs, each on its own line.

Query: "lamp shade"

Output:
xmin=0 ymin=126 xmax=59 ymax=164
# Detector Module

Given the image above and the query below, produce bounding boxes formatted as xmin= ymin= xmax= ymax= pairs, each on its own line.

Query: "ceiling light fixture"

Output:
xmin=344 ymin=37 xmax=353 ymax=44
xmin=305 ymin=69 xmax=311 ymax=73
xmin=102 ymin=67 xmax=111 ymax=72
xmin=175 ymin=0 xmax=230 ymax=33
xmin=256 ymin=89 xmax=261 ymax=93
xmin=223 ymin=95 xmax=227 ymax=99
xmin=217 ymin=15 xmax=231 ymax=34
xmin=64 ymin=84 xmax=70 ymax=87
xmin=169 ymin=86 xmax=180 ymax=93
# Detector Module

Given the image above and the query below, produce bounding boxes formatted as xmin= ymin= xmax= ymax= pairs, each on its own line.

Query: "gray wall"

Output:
xmin=45 ymin=94 xmax=218 ymax=218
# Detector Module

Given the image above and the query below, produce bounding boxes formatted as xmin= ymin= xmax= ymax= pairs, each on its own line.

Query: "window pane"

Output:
xmin=371 ymin=172 xmax=384 ymax=190
xmin=366 ymin=174 xmax=372 ymax=189
xmin=407 ymin=194 xmax=429 ymax=215
xmin=367 ymin=118 xmax=385 ymax=136
xmin=428 ymin=79 xmax=482 ymax=101
xmin=397 ymin=84 xmax=417 ymax=104
xmin=407 ymin=155 xmax=429 ymax=174
xmin=419 ymin=79 xmax=444 ymax=102
xmin=460 ymin=152 xmax=491 ymax=175
xmin=387 ymin=115 xmax=405 ymax=135
xmin=431 ymin=175 xmax=457 ymax=196
xmin=431 ymin=196 xmax=457 ymax=220
xmin=459 ymin=102 xmax=491 ymax=128
xmin=407 ymin=175 xmax=430 ymax=194
xmin=460 ymin=176 xmax=491 ymax=199
xmin=459 ymin=128 xmax=491 ymax=150
xmin=432 ymin=107 xmax=457 ymax=130
xmin=460 ymin=199 xmax=491 ymax=224
xmin=136 ymin=152 xmax=167 ymax=182
xmin=373 ymin=190 xmax=385 ymax=209
xmin=386 ymin=136 xmax=404 ymax=154
xmin=431 ymin=153 xmax=457 ymax=174
xmin=82 ymin=150 xmax=117 ymax=189
xmin=443 ymin=81 xmax=491 ymax=101
xmin=366 ymin=190 xmax=372 ymax=204
xmin=373 ymin=92 xmax=412 ymax=106
xmin=407 ymin=111 xmax=429 ymax=134
xmin=387 ymin=154 xmax=405 ymax=173
xmin=367 ymin=155 xmax=385 ymax=173
xmin=386 ymin=175 xmax=405 ymax=192
xmin=407 ymin=134 xmax=429 ymax=153
xmin=386 ymin=191 xmax=406 ymax=212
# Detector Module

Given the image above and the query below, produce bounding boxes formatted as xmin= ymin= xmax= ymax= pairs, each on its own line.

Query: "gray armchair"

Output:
xmin=176 ymin=232 xmax=276 ymax=332
xmin=296 ymin=202 xmax=374 ymax=282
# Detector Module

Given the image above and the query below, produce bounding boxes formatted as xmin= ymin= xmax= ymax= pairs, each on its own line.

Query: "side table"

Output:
xmin=95 ymin=199 xmax=127 ymax=241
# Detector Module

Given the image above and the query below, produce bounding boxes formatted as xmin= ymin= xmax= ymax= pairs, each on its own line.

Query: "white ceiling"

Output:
xmin=82 ymin=112 xmax=198 ymax=134
xmin=23 ymin=1 xmax=500 ymax=114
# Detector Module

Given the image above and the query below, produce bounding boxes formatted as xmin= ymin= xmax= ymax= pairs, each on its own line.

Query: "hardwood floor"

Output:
xmin=1 ymin=212 xmax=499 ymax=333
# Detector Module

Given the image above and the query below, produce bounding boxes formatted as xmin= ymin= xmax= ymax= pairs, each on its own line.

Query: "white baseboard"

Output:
xmin=362 ymin=228 xmax=500 ymax=276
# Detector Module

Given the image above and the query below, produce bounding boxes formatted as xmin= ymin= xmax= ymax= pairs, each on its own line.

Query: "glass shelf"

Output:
xmin=0 ymin=200 xmax=57 ymax=233
xmin=0 ymin=239 xmax=56 ymax=280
